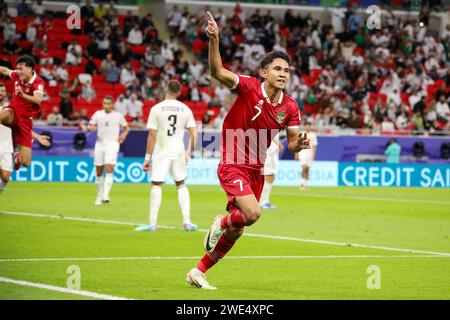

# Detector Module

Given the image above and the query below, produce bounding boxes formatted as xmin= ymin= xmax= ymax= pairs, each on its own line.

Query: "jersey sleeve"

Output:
xmin=32 ymin=78 xmax=45 ymax=95
xmin=286 ymin=102 xmax=301 ymax=129
xmin=119 ymin=113 xmax=127 ymax=127
xmin=146 ymin=106 xmax=159 ymax=130
xmin=232 ymin=75 xmax=259 ymax=96
xmin=89 ymin=111 xmax=99 ymax=125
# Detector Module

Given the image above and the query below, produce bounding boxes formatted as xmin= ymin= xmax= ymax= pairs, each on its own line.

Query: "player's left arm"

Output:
xmin=287 ymin=128 xmax=311 ymax=154
xmin=143 ymin=129 xmax=157 ymax=172
xmin=32 ymin=131 xmax=51 ymax=147
xmin=186 ymin=126 xmax=197 ymax=161
xmin=118 ymin=123 xmax=130 ymax=143
xmin=16 ymin=84 xmax=43 ymax=106
xmin=285 ymin=103 xmax=310 ymax=154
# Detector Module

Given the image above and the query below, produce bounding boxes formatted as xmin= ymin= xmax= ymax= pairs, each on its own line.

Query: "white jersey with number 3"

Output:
xmin=90 ymin=110 xmax=127 ymax=151
xmin=147 ymin=99 xmax=196 ymax=160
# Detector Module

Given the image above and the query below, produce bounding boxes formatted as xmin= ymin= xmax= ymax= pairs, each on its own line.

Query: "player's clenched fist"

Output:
xmin=205 ymin=11 xmax=219 ymax=40
xmin=297 ymin=132 xmax=311 ymax=150
xmin=142 ymin=160 xmax=150 ymax=172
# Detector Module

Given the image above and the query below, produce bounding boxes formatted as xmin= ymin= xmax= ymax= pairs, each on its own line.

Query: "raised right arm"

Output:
xmin=205 ymin=11 xmax=237 ymax=89
xmin=0 ymin=66 xmax=13 ymax=78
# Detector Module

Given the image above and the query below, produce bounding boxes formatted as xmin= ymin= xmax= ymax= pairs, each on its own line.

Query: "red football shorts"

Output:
xmin=217 ymin=163 xmax=264 ymax=211
xmin=6 ymin=107 xmax=33 ymax=148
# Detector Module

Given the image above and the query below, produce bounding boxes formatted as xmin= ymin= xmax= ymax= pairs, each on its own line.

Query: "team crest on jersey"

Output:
xmin=276 ymin=112 xmax=286 ymax=124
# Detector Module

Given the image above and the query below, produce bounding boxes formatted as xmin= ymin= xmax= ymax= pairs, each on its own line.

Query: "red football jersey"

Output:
xmin=221 ymin=75 xmax=301 ymax=168
xmin=9 ymin=70 xmax=45 ymax=119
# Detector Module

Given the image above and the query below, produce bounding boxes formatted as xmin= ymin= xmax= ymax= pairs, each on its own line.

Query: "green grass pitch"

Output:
xmin=0 ymin=182 xmax=449 ymax=299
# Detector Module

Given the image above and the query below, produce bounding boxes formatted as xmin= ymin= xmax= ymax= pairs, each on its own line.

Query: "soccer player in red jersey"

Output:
xmin=0 ymin=55 xmax=45 ymax=169
xmin=186 ymin=12 xmax=311 ymax=289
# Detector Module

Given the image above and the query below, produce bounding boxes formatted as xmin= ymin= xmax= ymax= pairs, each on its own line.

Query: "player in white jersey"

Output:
xmin=135 ymin=80 xmax=198 ymax=232
xmin=296 ymin=121 xmax=318 ymax=190
xmin=0 ymin=83 xmax=50 ymax=194
xmin=259 ymin=134 xmax=282 ymax=209
xmin=88 ymin=96 xmax=129 ymax=205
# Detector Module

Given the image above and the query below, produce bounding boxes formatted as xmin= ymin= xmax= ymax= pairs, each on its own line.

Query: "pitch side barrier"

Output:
xmin=9 ymin=157 xmax=450 ymax=188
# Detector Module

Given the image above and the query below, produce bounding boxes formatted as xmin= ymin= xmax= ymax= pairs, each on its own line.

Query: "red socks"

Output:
xmin=196 ymin=233 xmax=236 ymax=273
xmin=220 ymin=207 xmax=246 ymax=229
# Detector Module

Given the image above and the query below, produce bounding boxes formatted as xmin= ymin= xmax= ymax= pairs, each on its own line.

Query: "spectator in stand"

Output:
xmin=55 ymin=63 xmax=69 ymax=82
xmin=114 ymin=94 xmax=130 ymax=117
xmin=120 ymin=62 xmax=136 ymax=89
xmin=4 ymin=36 xmax=21 ymax=56
xmin=127 ymin=24 xmax=143 ymax=45
xmin=47 ymin=106 xmax=64 ymax=126
xmin=2 ymin=16 xmax=18 ymax=40
xmin=167 ymin=5 xmax=182 ymax=34
xmin=106 ymin=61 xmax=120 ymax=83
xmin=214 ymin=84 xmax=231 ymax=107
xmin=26 ymin=19 xmax=38 ymax=42
xmin=436 ymin=94 xmax=450 ymax=125
xmin=16 ymin=0 xmax=31 ymax=17
xmin=100 ymin=53 xmax=114 ymax=76
xmin=59 ymin=93 xmax=73 ymax=120
xmin=94 ymin=2 xmax=107 ymax=20
xmin=81 ymin=0 xmax=95 ymax=19
xmin=32 ymin=0 xmax=45 ymax=19
xmin=0 ymin=0 xmax=7 ymax=16
xmin=81 ymin=80 xmax=96 ymax=102
xmin=66 ymin=47 xmax=82 ymax=66
xmin=128 ymin=94 xmax=143 ymax=124
xmin=85 ymin=56 xmax=98 ymax=75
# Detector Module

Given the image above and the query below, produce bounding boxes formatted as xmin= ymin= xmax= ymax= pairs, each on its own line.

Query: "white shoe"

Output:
xmin=186 ymin=268 xmax=217 ymax=290
xmin=102 ymin=196 xmax=110 ymax=204
xmin=95 ymin=198 xmax=103 ymax=206
xmin=204 ymin=215 xmax=225 ymax=252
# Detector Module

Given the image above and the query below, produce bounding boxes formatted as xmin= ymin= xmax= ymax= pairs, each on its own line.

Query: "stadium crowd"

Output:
xmin=0 ymin=0 xmax=449 ymax=134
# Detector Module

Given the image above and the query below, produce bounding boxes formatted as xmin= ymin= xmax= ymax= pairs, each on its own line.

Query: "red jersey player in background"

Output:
xmin=186 ymin=12 xmax=311 ymax=289
xmin=0 ymin=55 xmax=45 ymax=169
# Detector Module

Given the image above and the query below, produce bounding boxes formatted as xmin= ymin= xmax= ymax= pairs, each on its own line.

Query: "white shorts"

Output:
xmin=263 ymin=152 xmax=279 ymax=176
xmin=0 ymin=152 xmax=12 ymax=172
xmin=151 ymin=158 xmax=186 ymax=182
xmin=299 ymin=150 xmax=313 ymax=167
xmin=94 ymin=148 xmax=119 ymax=166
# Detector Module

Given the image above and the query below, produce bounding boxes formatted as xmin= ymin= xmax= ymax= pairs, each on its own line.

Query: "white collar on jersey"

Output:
xmin=28 ymin=71 xmax=37 ymax=84
xmin=261 ymin=82 xmax=283 ymax=105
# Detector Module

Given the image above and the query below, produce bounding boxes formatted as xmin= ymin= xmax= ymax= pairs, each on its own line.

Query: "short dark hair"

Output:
xmin=260 ymin=51 xmax=291 ymax=70
xmin=167 ymin=80 xmax=181 ymax=94
xmin=16 ymin=55 xmax=36 ymax=69
xmin=103 ymin=95 xmax=114 ymax=102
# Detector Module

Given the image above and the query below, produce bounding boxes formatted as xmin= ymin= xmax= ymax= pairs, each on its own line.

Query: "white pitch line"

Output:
xmin=0 ymin=255 xmax=449 ymax=263
xmin=0 ymin=276 xmax=133 ymax=300
xmin=2 ymin=210 xmax=450 ymax=257
xmin=276 ymin=191 xmax=450 ymax=205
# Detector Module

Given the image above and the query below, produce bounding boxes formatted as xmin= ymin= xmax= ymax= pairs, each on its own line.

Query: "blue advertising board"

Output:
xmin=10 ymin=157 xmax=338 ymax=187
xmin=339 ymin=163 xmax=450 ymax=188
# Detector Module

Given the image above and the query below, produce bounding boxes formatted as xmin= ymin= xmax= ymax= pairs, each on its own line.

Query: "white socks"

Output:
xmin=259 ymin=180 xmax=272 ymax=205
xmin=177 ymin=184 xmax=191 ymax=224
xmin=0 ymin=180 xmax=7 ymax=194
xmin=149 ymin=185 xmax=162 ymax=226
xmin=301 ymin=177 xmax=307 ymax=187
xmin=103 ymin=173 xmax=114 ymax=199
xmin=95 ymin=176 xmax=104 ymax=199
